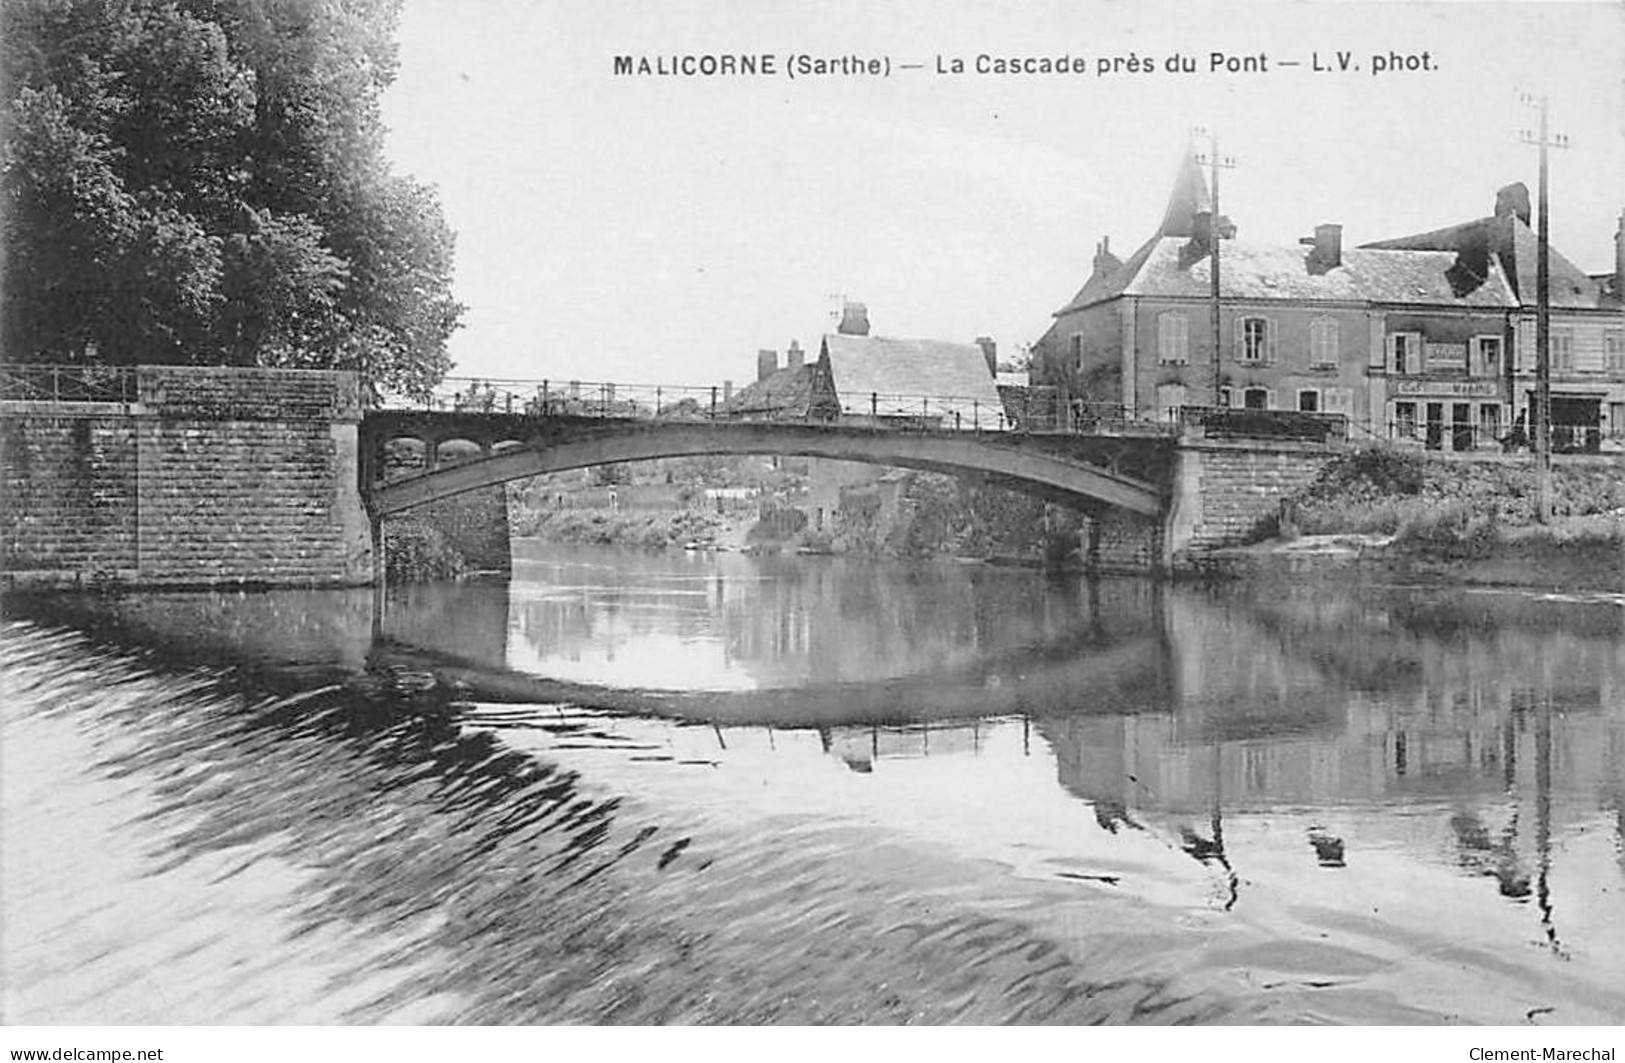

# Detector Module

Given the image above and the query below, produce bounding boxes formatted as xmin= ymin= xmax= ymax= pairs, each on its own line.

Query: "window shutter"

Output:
xmin=1266 ymin=388 xmax=1278 ymax=410
xmin=1233 ymin=317 xmax=1245 ymax=361
xmin=1266 ymin=318 xmax=1279 ymax=365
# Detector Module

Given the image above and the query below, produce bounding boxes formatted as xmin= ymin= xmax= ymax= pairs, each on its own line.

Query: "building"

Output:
xmin=1365 ymin=193 xmax=1625 ymax=451
xmin=730 ymin=302 xmax=1004 ymax=530
xmin=1033 ymin=153 xmax=1526 ymax=449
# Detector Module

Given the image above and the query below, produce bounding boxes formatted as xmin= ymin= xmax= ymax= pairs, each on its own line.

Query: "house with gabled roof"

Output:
xmin=731 ymin=304 xmax=1005 ymax=431
xmin=1032 ymin=153 xmax=1524 ymax=450
xmin=736 ymin=302 xmax=1005 ymax=533
xmin=1364 ymin=190 xmax=1625 ymax=451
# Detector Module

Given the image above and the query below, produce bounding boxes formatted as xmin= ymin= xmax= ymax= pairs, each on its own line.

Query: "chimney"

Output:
xmin=786 ymin=339 xmax=804 ymax=368
xmin=1300 ymin=223 xmax=1342 ymax=275
xmin=1091 ymin=236 xmax=1121 ymax=278
xmin=1191 ymin=211 xmax=1213 ymax=248
xmin=1316 ymin=224 xmax=1342 ymax=268
xmin=975 ymin=336 xmax=997 ymax=375
xmin=837 ymin=301 xmax=870 ymax=336
xmin=756 ymin=349 xmax=777 ymax=382
xmin=1179 ymin=211 xmax=1215 ymax=269
xmin=1495 ymin=183 xmax=1532 ymax=225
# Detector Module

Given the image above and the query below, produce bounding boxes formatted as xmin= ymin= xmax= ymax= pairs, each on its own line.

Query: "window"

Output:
xmin=1474 ymin=336 xmax=1502 ymax=378
xmin=1394 ymin=401 xmax=1418 ymax=439
xmin=1389 ymin=332 xmax=1420 ymax=374
xmin=1552 ymin=328 xmax=1574 ymax=372
xmin=1069 ymin=333 xmax=1084 ymax=369
xmin=1610 ymin=402 xmax=1625 ymax=438
xmin=1237 ymin=316 xmax=1274 ymax=363
xmin=1309 ymin=318 xmax=1339 ymax=368
xmin=1321 ymin=387 xmax=1352 ymax=414
xmin=1479 ymin=403 xmax=1500 ymax=443
xmin=1155 ymin=383 xmax=1187 ymax=423
xmin=1157 ymin=312 xmax=1189 ymax=364
xmin=1243 ymin=387 xmax=1270 ymax=410
xmin=1297 ymin=389 xmax=1320 ymax=412
xmin=1605 ymin=329 xmax=1623 ymax=374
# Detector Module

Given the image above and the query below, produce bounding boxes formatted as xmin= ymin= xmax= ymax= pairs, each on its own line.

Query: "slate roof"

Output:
xmin=821 ymin=333 xmax=1002 ymax=427
xmin=1058 ymin=236 xmax=1519 ymax=313
xmin=724 ymin=364 xmax=819 ymax=417
xmin=1363 ymin=215 xmax=1604 ymax=309
xmin=1055 ymin=234 xmax=1162 ymax=315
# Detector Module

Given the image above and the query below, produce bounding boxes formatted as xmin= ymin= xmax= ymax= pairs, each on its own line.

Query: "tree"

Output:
xmin=1 ymin=0 xmax=463 ymax=398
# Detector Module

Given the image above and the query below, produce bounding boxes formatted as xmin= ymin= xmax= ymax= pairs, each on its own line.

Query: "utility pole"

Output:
xmin=1520 ymin=95 xmax=1568 ymax=524
xmin=1193 ymin=128 xmax=1237 ymax=406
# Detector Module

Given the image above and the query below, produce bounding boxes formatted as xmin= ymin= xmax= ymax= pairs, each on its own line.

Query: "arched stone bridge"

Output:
xmin=361 ymin=410 xmax=1175 ymax=519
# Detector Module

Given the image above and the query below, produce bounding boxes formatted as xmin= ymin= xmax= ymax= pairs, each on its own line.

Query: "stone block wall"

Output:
xmin=1 ymin=415 xmax=140 ymax=581
xmin=1 ymin=366 xmax=372 ymax=588
xmin=1083 ymin=508 xmax=1162 ymax=574
xmin=1167 ymin=439 xmax=1340 ymax=560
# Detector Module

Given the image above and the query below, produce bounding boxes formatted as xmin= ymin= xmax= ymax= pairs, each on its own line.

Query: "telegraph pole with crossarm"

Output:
xmin=1193 ymin=128 xmax=1237 ymax=406
xmin=1520 ymin=94 xmax=1569 ymax=524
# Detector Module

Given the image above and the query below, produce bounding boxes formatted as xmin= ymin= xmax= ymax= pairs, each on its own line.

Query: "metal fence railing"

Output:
xmin=0 ymin=364 xmax=137 ymax=404
xmin=0 ymin=365 xmax=1196 ymax=440
xmin=388 ymin=378 xmax=1178 ymax=436
xmin=1388 ymin=420 xmax=1625 ymax=455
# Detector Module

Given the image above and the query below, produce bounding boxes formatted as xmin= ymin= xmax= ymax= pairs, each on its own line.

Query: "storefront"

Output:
xmin=1389 ymin=378 xmax=1505 ymax=451
xmin=1538 ymin=391 xmax=1607 ymax=454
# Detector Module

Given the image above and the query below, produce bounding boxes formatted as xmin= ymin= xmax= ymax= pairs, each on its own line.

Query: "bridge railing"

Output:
xmin=0 ymin=364 xmax=137 ymax=404
xmin=388 ymin=377 xmax=1175 ymax=436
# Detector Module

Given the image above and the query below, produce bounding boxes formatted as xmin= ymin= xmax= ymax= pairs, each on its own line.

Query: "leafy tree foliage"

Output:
xmin=2 ymin=0 xmax=462 ymax=397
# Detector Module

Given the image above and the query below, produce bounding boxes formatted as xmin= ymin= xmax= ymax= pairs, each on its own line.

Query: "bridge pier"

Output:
xmin=2 ymin=366 xmax=374 ymax=588
xmin=1163 ymin=435 xmax=1343 ymax=568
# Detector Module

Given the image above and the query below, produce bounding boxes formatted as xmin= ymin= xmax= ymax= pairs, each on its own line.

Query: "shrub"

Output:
xmin=748 ymin=505 xmax=808 ymax=542
xmin=1393 ymin=501 xmax=1500 ymax=558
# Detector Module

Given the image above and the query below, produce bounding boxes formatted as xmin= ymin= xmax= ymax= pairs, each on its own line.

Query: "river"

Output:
xmin=3 ymin=540 xmax=1623 ymax=1025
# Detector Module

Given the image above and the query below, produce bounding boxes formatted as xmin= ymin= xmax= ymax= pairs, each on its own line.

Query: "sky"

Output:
xmin=380 ymin=0 xmax=1625 ymax=388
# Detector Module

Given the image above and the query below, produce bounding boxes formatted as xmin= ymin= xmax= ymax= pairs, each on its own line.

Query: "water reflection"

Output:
xmin=3 ymin=543 xmax=1623 ymax=1024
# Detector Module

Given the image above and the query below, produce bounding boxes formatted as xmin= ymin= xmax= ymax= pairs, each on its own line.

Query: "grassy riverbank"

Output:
xmin=1241 ymin=448 xmax=1625 ymax=590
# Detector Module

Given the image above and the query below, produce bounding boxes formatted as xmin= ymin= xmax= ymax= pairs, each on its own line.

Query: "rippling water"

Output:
xmin=3 ymin=542 xmax=1623 ymax=1024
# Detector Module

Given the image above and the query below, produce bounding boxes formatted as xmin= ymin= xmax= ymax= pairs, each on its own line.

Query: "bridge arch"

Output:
xmin=367 ymin=420 xmax=1164 ymax=518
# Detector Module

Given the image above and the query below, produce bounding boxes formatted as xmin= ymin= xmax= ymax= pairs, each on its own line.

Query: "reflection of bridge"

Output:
xmin=362 ymin=377 xmax=1175 ymax=519
xmin=371 ymin=629 xmax=1168 ymax=728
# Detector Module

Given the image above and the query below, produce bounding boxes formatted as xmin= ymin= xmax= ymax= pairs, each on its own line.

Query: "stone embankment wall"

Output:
xmin=2 ymin=366 xmax=373 ymax=588
xmin=1165 ymin=439 xmax=1341 ymax=565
